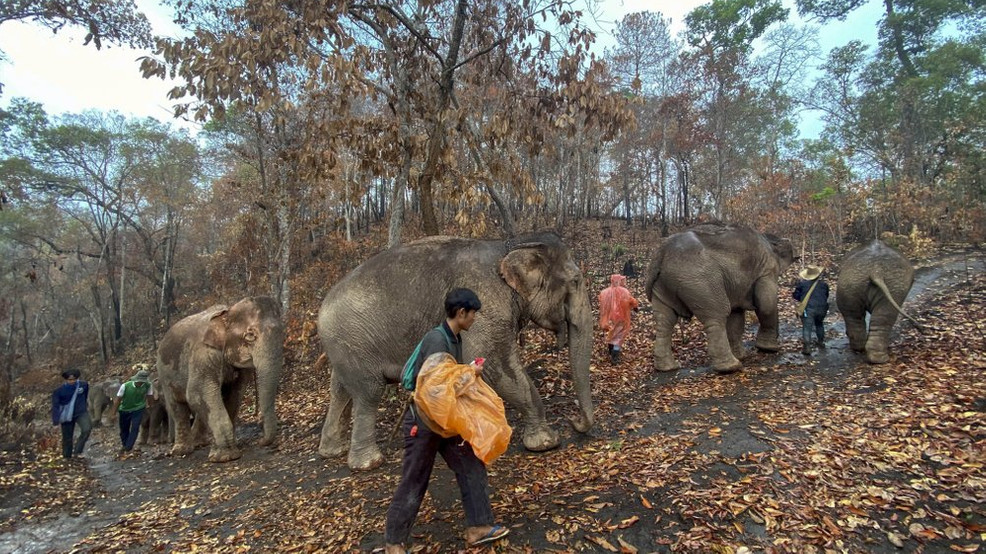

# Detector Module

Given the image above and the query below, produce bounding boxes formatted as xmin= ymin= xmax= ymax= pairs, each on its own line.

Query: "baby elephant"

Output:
xmin=836 ymin=240 xmax=922 ymax=363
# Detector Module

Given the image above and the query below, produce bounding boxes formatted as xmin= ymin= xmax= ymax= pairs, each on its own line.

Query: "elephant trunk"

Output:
xmin=253 ymin=327 xmax=284 ymax=446
xmin=566 ymin=285 xmax=594 ymax=433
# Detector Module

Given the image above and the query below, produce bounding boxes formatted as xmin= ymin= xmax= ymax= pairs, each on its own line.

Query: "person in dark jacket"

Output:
xmin=384 ymin=288 xmax=509 ymax=554
xmin=51 ymin=368 xmax=91 ymax=459
xmin=793 ymin=265 xmax=830 ymax=356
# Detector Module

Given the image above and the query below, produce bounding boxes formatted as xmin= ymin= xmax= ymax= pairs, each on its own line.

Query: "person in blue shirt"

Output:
xmin=793 ymin=265 xmax=830 ymax=356
xmin=51 ymin=368 xmax=91 ymax=460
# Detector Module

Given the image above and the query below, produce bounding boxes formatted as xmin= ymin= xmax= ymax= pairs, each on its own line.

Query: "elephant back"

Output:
xmin=837 ymin=240 xmax=915 ymax=310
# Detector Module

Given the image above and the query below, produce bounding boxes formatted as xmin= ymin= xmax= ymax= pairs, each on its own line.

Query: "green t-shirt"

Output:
xmin=117 ymin=381 xmax=152 ymax=413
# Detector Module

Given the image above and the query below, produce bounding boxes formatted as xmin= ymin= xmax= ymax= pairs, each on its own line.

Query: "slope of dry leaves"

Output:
xmin=2 ymin=226 xmax=983 ymax=553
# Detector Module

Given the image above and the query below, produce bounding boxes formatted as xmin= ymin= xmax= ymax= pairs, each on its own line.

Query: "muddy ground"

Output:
xmin=1 ymin=247 xmax=983 ymax=553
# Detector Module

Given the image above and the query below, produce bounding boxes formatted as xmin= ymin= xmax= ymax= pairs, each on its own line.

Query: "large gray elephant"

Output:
xmin=836 ymin=240 xmax=921 ymax=364
xmin=87 ymin=378 xmax=121 ymax=426
xmin=645 ymin=223 xmax=795 ymax=373
xmin=317 ymin=232 xmax=594 ymax=471
xmin=157 ymin=296 xmax=284 ymax=462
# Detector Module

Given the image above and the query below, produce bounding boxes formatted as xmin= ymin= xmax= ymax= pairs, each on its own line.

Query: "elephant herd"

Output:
xmin=93 ymin=224 xmax=917 ymax=469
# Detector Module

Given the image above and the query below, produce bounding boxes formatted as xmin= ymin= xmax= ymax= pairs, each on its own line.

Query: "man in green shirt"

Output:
xmin=112 ymin=366 xmax=156 ymax=454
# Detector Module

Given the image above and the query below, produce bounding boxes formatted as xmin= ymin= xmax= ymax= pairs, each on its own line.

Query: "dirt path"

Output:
xmin=2 ymin=249 xmax=983 ymax=553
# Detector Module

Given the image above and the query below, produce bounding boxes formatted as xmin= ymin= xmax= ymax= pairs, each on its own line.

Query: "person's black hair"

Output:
xmin=445 ymin=288 xmax=481 ymax=318
xmin=61 ymin=368 xmax=81 ymax=379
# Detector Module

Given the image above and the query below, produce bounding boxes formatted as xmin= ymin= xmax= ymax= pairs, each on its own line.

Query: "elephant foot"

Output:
xmin=171 ymin=443 xmax=195 ymax=457
xmin=523 ymin=424 xmax=560 ymax=452
xmin=713 ymin=360 xmax=742 ymax=374
xmin=754 ymin=339 xmax=780 ymax=352
xmin=653 ymin=358 xmax=681 ymax=372
xmin=257 ymin=435 xmax=277 ymax=447
xmin=866 ymin=350 xmax=890 ymax=364
xmin=347 ymin=448 xmax=384 ymax=471
xmin=318 ymin=438 xmax=349 ymax=459
xmin=567 ymin=412 xmax=593 ymax=433
xmin=208 ymin=446 xmax=242 ymax=463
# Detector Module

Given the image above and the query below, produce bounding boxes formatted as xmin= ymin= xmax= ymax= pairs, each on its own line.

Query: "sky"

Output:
xmin=0 ymin=0 xmax=882 ymax=139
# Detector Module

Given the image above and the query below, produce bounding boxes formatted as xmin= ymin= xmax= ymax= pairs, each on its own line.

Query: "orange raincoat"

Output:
xmin=598 ymin=274 xmax=639 ymax=347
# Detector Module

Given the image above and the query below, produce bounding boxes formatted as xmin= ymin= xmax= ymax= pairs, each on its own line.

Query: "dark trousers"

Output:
xmin=60 ymin=412 xmax=92 ymax=458
xmin=801 ymin=309 xmax=826 ymax=345
xmin=119 ymin=408 xmax=145 ymax=451
xmin=384 ymin=407 xmax=494 ymax=545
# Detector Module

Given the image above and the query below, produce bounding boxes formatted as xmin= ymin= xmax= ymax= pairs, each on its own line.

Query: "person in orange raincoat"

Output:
xmin=598 ymin=274 xmax=639 ymax=364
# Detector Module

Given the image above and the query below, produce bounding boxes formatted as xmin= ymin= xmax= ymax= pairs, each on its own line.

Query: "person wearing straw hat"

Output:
xmin=111 ymin=363 xmax=157 ymax=455
xmin=792 ymin=265 xmax=830 ymax=356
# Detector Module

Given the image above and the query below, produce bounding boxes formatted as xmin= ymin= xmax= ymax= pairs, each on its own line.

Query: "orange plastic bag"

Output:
xmin=414 ymin=353 xmax=513 ymax=465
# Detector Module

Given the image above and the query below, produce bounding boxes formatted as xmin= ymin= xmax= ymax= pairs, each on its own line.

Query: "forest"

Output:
xmin=0 ymin=0 xmax=984 ymax=552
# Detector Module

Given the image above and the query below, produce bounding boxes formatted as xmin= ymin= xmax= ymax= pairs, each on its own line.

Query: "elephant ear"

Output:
xmin=500 ymin=243 xmax=548 ymax=301
xmin=203 ymin=307 xmax=230 ymax=350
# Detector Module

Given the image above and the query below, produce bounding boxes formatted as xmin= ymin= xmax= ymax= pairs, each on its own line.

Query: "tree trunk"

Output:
xmin=414 ymin=0 xmax=468 ymax=236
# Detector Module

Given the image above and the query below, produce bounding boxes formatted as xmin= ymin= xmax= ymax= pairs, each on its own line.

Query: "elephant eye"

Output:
xmin=244 ymin=330 xmax=258 ymax=343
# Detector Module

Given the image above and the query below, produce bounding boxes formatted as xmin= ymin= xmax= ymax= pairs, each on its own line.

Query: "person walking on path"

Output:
xmin=51 ymin=368 xmax=91 ymax=460
xmin=793 ymin=265 xmax=830 ymax=356
xmin=384 ymin=288 xmax=509 ymax=554
xmin=112 ymin=365 xmax=156 ymax=454
xmin=598 ymin=273 xmax=640 ymax=364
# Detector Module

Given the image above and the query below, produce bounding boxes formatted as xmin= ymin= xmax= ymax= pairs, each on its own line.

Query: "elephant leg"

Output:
xmin=188 ymin=378 xmax=241 ymax=463
xmin=138 ymin=416 xmax=149 ymax=445
xmin=169 ymin=401 xmax=196 ymax=456
xmin=222 ymin=378 xmax=246 ymax=431
xmin=318 ymin=375 xmax=353 ymax=459
xmin=864 ymin=307 xmax=897 ymax=364
xmin=651 ymin=302 xmax=681 ymax=372
xmin=726 ymin=310 xmax=747 ymax=361
xmin=752 ymin=278 xmax=781 ymax=352
xmin=495 ymin=351 xmax=559 ymax=452
xmin=843 ymin=313 xmax=868 ymax=353
xmin=702 ymin=316 xmax=742 ymax=373
xmin=346 ymin=381 xmax=385 ymax=471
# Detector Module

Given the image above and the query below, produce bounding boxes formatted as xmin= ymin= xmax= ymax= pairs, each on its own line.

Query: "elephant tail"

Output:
xmin=644 ymin=257 xmax=662 ymax=303
xmin=871 ymin=276 xmax=926 ymax=334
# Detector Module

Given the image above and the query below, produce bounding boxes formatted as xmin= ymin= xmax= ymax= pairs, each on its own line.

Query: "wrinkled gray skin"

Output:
xmin=157 ymin=297 xmax=284 ymax=463
xmin=88 ymin=379 xmax=122 ymax=426
xmin=645 ymin=223 xmax=795 ymax=373
xmin=138 ymin=378 xmax=172 ymax=445
xmin=317 ymin=233 xmax=595 ymax=471
xmin=836 ymin=240 xmax=917 ymax=364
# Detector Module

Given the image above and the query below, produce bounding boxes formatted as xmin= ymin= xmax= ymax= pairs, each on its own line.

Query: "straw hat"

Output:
xmin=798 ymin=265 xmax=823 ymax=280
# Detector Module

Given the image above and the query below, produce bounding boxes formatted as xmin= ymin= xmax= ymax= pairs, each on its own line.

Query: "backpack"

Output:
xmin=401 ymin=325 xmax=454 ymax=391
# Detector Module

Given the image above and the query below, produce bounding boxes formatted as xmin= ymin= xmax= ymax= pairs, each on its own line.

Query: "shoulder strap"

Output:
xmin=797 ymin=280 xmax=820 ymax=315
xmin=435 ymin=325 xmax=454 ymax=350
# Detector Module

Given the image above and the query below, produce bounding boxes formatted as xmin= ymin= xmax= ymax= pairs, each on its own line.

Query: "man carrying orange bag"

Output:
xmin=384 ymin=288 xmax=510 ymax=554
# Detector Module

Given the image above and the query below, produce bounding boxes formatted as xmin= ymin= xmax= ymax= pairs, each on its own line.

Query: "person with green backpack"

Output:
xmin=111 ymin=365 xmax=157 ymax=455
xmin=384 ymin=288 xmax=509 ymax=554
xmin=793 ymin=265 xmax=830 ymax=356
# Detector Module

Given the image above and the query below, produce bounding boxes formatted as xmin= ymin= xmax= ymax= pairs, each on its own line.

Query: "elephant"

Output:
xmin=138 ymin=377 xmax=172 ymax=445
xmin=317 ymin=232 xmax=594 ymax=471
xmin=836 ymin=240 xmax=921 ymax=364
xmin=645 ymin=223 xmax=795 ymax=373
xmin=157 ymin=296 xmax=284 ymax=462
xmin=87 ymin=378 xmax=122 ymax=427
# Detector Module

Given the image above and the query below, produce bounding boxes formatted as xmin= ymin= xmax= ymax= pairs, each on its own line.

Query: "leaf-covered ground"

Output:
xmin=1 ymin=231 xmax=984 ymax=553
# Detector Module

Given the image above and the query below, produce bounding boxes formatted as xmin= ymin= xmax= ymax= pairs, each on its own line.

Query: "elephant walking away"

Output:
xmin=836 ymin=240 xmax=922 ymax=364
xmin=645 ymin=223 xmax=795 ymax=373
xmin=318 ymin=233 xmax=595 ymax=471
xmin=157 ymin=297 xmax=284 ymax=462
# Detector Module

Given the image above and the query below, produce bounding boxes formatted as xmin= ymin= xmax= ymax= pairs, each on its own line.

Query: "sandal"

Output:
xmin=469 ymin=525 xmax=509 ymax=546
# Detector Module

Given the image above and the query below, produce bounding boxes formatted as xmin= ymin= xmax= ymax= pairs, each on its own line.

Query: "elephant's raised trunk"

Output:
xmin=253 ymin=325 xmax=284 ymax=446
xmin=566 ymin=283 xmax=594 ymax=433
